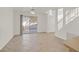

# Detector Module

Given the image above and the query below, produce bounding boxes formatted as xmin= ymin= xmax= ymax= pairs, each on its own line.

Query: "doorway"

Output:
xmin=20 ymin=15 xmax=38 ymax=34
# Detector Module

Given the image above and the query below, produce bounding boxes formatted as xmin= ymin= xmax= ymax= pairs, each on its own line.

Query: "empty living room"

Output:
xmin=0 ymin=7 xmax=79 ymax=52
xmin=1 ymin=0 xmax=79 ymax=59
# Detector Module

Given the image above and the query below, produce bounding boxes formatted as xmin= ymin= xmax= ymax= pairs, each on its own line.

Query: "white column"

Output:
xmin=47 ymin=10 xmax=55 ymax=32
xmin=55 ymin=9 xmax=58 ymax=32
xmin=63 ymin=8 xmax=66 ymax=26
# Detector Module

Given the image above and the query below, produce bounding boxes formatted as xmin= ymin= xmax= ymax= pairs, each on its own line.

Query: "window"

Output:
xmin=57 ymin=8 xmax=63 ymax=30
xmin=66 ymin=8 xmax=78 ymax=24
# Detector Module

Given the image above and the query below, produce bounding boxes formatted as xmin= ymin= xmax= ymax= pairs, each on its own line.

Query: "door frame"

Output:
xmin=20 ymin=15 xmax=38 ymax=35
xmin=20 ymin=15 xmax=23 ymax=35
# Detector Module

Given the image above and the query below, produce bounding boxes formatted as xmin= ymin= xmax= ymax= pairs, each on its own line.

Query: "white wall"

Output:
xmin=37 ymin=13 xmax=48 ymax=32
xmin=47 ymin=10 xmax=56 ymax=32
xmin=55 ymin=16 xmax=79 ymax=40
xmin=13 ymin=11 xmax=21 ymax=35
xmin=0 ymin=8 xmax=14 ymax=49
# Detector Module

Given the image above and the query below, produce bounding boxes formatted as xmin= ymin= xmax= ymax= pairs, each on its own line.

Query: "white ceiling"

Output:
xmin=13 ymin=7 xmax=77 ymax=14
xmin=13 ymin=7 xmax=58 ymax=14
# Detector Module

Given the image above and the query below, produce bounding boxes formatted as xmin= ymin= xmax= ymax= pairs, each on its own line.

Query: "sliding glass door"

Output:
xmin=21 ymin=15 xmax=37 ymax=34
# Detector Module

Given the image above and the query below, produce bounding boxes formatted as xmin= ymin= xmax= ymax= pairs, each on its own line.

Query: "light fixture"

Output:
xmin=30 ymin=8 xmax=36 ymax=14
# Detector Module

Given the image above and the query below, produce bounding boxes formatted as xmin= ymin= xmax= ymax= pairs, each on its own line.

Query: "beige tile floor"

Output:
xmin=0 ymin=33 xmax=67 ymax=52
